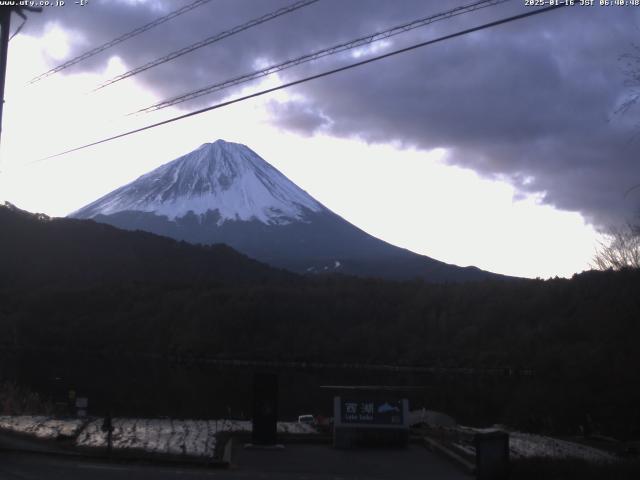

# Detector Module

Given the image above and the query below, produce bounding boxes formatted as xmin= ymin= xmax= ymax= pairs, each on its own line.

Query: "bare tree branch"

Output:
xmin=592 ymin=222 xmax=640 ymax=270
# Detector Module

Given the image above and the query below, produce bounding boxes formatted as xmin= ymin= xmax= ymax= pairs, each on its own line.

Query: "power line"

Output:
xmin=28 ymin=0 xmax=214 ymax=85
xmin=9 ymin=14 xmax=26 ymax=41
xmin=135 ymin=0 xmax=511 ymax=115
xmin=624 ymin=183 xmax=640 ymax=198
xmin=36 ymin=3 xmax=567 ymax=163
xmin=94 ymin=0 xmax=321 ymax=92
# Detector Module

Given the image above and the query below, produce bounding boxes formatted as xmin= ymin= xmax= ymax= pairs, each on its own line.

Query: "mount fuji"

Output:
xmin=70 ymin=140 xmax=499 ymax=282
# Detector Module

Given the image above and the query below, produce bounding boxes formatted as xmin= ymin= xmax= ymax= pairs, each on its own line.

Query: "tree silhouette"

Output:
xmin=592 ymin=221 xmax=640 ymax=270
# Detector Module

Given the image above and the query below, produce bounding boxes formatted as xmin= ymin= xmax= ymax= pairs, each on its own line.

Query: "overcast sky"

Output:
xmin=1 ymin=0 xmax=639 ymax=278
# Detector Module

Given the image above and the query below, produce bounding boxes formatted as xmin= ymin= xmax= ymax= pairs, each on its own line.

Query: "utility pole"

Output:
xmin=0 ymin=7 xmax=11 ymax=148
xmin=0 ymin=6 xmax=41 ymax=149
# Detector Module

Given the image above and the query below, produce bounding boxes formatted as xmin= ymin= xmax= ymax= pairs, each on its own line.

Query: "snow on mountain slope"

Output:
xmin=70 ymin=139 xmax=504 ymax=282
xmin=71 ymin=140 xmax=323 ymax=225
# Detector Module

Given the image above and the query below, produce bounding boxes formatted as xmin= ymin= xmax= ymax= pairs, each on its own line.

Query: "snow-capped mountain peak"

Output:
xmin=71 ymin=140 xmax=323 ymax=225
xmin=70 ymin=139 xmax=501 ymax=282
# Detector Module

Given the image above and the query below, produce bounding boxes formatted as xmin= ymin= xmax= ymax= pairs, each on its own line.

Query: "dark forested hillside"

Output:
xmin=1 ymin=203 xmax=639 ymax=438
xmin=0 ymin=203 xmax=294 ymax=289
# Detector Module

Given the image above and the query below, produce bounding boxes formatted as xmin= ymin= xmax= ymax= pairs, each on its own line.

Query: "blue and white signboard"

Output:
xmin=341 ymin=399 xmax=404 ymax=425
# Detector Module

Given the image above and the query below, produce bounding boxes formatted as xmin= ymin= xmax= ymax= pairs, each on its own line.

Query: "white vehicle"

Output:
xmin=297 ymin=414 xmax=316 ymax=425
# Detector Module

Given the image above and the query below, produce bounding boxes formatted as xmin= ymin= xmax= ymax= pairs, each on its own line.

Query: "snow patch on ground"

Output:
xmin=76 ymin=418 xmax=218 ymax=457
xmin=0 ymin=415 xmax=317 ymax=458
xmin=0 ymin=415 xmax=85 ymax=439
xmin=508 ymin=432 xmax=614 ymax=462
xmin=457 ymin=426 xmax=615 ymax=462
xmin=76 ymin=418 xmax=316 ymax=457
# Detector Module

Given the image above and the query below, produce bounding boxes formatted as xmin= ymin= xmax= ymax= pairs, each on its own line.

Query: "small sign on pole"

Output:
xmin=102 ymin=411 xmax=114 ymax=455
xmin=75 ymin=397 xmax=88 ymax=417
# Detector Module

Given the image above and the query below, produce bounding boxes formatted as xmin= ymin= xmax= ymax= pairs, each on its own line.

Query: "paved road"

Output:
xmin=0 ymin=452 xmax=220 ymax=480
xmin=0 ymin=445 xmax=469 ymax=480
xmin=235 ymin=444 xmax=469 ymax=479
xmin=0 ymin=432 xmax=74 ymax=456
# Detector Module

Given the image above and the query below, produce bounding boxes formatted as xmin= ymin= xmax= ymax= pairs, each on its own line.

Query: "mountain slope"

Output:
xmin=71 ymin=140 xmax=502 ymax=282
xmin=74 ymin=140 xmax=322 ymax=225
xmin=0 ymin=202 xmax=293 ymax=290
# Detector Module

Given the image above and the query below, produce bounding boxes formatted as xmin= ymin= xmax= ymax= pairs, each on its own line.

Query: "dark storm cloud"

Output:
xmin=265 ymin=99 xmax=331 ymax=135
xmin=24 ymin=0 xmax=640 ymax=227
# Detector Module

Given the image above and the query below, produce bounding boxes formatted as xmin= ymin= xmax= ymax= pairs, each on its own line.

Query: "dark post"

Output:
xmin=101 ymin=411 xmax=114 ymax=455
xmin=251 ymin=372 xmax=278 ymax=445
xmin=475 ymin=430 xmax=510 ymax=480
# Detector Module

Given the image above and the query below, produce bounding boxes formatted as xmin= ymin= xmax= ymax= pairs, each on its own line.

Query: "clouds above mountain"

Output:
xmin=23 ymin=0 xmax=640 ymax=227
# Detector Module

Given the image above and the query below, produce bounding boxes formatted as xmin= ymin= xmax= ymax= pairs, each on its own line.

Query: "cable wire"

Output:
xmin=94 ymin=0 xmax=320 ymax=91
xmin=9 ymin=16 xmax=26 ymax=41
xmin=135 ymin=0 xmax=510 ymax=115
xmin=28 ymin=0 xmax=214 ymax=84
xmin=36 ymin=3 xmax=567 ymax=163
